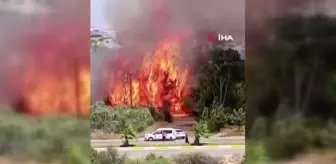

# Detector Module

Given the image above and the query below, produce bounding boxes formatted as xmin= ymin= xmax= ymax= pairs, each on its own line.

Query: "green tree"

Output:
xmin=247 ymin=14 xmax=336 ymax=136
xmin=192 ymin=48 xmax=245 ymax=118
xmin=119 ymin=118 xmax=136 ymax=147
xmin=193 ymin=121 xmax=209 ymax=145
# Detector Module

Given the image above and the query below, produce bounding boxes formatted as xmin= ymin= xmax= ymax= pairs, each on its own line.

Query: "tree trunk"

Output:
xmin=124 ymin=136 xmax=129 ymax=146
xmin=223 ymin=69 xmax=231 ymax=106
xmin=302 ymin=56 xmax=318 ymax=112
xmin=294 ymin=64 xmax=304 ymax=112
xmin=194 ymin=136 xmax=200 ymax=145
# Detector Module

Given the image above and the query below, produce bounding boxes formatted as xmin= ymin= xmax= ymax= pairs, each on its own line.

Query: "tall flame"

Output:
xmin=15 ymin=19 xmax=90 ymax=116
xmin=108 ymin=38 xmax=190 ymax=116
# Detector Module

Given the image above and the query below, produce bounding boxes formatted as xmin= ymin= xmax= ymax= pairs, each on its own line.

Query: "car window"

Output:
xmin=163 ymin=130 xmax=172 ymax=133
xmin=176 ymin=130 xmax=183 ymax=132
xmin=154 ymin=131 xmax=162 ymax=134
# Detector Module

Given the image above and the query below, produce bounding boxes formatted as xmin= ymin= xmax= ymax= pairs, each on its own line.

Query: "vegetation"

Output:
xmin=91 ymin=102 xmax=155 ymax=133
xmin=90 ymin=147 xmax=244 ymax=164
xmin=188 ymin=47 xmax=246 ymax=133
xmin=0 ymin=110 xmax=90 ymax=164
xmin=193 ymin=121 xmax=209 ymax=145
xmin=247 ymin=13 xmax=336 ymax=162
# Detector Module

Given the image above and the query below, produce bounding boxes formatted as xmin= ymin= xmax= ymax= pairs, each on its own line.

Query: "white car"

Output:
xmin=144 ymin=128 xmax=177 ymax=141
xmin=173 ymin=129 xmax=187 ymax=139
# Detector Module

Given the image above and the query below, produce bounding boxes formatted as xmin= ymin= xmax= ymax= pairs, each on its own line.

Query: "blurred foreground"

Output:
xmin=246 ymin=1 xmax=336 ymax=163
xmin=0 ymin=108 xmax=90 ymax=163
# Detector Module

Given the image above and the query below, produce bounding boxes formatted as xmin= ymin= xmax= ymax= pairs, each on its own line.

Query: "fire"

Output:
xmin=21 ymin=64 xmax=90 ymax=116
xmin=108 ymin=38 xmax=191 ymax=116
xmin=14 ymin=19 xmax=90 ymax=116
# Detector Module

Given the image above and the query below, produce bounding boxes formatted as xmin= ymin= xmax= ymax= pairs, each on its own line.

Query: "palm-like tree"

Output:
xmin=193 ymin=121 xmax=209 ymax=145
xmin=119 ymin=119 xmax=136 ymax=147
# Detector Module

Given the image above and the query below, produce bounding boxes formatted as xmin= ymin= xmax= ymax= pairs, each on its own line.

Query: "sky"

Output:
xmin=90 ymin=0 xmax=109 ymax=29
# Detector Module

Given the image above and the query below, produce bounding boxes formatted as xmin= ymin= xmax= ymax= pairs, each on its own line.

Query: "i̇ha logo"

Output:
xmin=208 ymin=32 xmax=233 ymax=43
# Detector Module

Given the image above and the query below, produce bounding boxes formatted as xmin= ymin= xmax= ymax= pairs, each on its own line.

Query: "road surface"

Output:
xmin=94 ymin=145 xmax=245 ymax=158
xmin=91 ymin=136 xmax=245 ymax=147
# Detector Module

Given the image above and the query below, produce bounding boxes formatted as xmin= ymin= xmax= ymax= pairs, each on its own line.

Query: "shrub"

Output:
xmin=91 ymin=102 xmax=155 ymax=133
xmin=245 ymin=141 xmax=270 ymax=164
xmin=0 ymin=110 xmax=90 ymax=163
xmin=317 ymin=120 xmax=336 ymax=148
xmin=144 ymin=153 xmax=171 ymax=164
xmin=201 ymin=106 xmax=230 ymax=132
xmin=250 ymin=114 xmax=336 ymax=160
xmin=91 ymin=147 xmax=126 ymax=164
xmin=173 ymin=152 xmax=221 ymax=164
xmin=201 ymin=106 xmax=245 ymax=132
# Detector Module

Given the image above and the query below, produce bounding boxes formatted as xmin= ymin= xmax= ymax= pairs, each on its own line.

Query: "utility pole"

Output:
xmin=74 ymin=57 xmax=81 ymax=116
xmin=129 ymin=71 xmax=133 ymax=106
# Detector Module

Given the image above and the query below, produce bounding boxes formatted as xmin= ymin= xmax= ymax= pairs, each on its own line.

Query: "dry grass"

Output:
xmin=216 ymin=125 xmax=245 ymax=137
xmin=218 ymin=154 xmax=245 ymax=164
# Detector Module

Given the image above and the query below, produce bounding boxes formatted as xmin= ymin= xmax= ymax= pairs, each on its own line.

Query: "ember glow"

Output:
xmin=107 ymin=38 xmax=191 ymax=116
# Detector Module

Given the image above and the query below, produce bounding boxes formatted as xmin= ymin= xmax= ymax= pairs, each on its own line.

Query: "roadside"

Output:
xmin=91 ymin=143 xmax=245 ymax=148
xmin=91 ymin=120 xmax=245 ymax=140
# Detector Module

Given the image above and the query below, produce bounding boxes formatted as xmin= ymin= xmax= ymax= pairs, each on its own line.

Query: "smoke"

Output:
xmin=107 ymin=0 xmax=245 ymax=50
xmin=90 ymin=0 xmax=245 ymax=102
xmin=0 ymin=1 xmax=89 ymax=113
xmin=246 ymin=0 xmax=335 ymax=48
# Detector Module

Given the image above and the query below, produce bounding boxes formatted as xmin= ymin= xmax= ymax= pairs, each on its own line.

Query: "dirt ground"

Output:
xmin=0 ymin=157 xmax=59 ymax=164
xmin=284 ymin=151 xmax=336 ymax=164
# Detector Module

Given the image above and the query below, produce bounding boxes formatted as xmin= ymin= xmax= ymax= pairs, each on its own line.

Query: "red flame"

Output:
xmin=13 ymin=18 xmax=90 ymax=116
xmin=107 ymin=37 xmax=191 ymax=116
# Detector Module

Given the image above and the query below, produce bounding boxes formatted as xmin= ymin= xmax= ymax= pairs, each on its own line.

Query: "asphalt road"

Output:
xmin=95 ymin=145 xmax=245 ymax=158
xmin=91 ymin=136 xmax=245 ymax=147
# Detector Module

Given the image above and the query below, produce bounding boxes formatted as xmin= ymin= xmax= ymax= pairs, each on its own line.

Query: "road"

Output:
xmin=94 ymin=145 xmax=245 ymax=158
xmin=91 ymin=136 xmax=245 ymax=147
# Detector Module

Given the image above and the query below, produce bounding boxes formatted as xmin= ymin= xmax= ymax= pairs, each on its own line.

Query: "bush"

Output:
xmin=91 ymin=147 xmax=126 ymax=164
xmin=201 ymin=106 xmax=245 ymax=132
xmin=245 ymin=141 xmax=270 ymax=164
xmin=173 ymin=152 xmax=221 ymax=164
xmin=0 ymin=110 xmax=90 ymax=163
xmin=91 ymin=102 xmax=155 ymax=133
xmin=266 ymin=115 xmax=314 ymax=159
xmin=144 ymin=153 xmax=171 ymax=164
xmin=250 ymin=115 xmax=336 ymax=160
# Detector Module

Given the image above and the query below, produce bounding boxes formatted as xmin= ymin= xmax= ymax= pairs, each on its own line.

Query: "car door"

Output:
xmin=163 ymin=130 xmax=173 ymax=139
xmin=154 ymin=131 xmax=163 ymax=140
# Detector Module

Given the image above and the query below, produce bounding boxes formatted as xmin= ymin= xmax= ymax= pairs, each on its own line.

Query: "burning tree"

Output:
xmin=107 ymin=38 xmax=191 ymax=116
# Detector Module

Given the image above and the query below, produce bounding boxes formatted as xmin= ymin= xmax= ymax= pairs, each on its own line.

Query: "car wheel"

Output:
xmin=148 ymin=137 xmax=153 ymax=141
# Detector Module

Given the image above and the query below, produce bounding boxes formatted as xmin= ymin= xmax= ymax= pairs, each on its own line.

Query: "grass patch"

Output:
xmin=0 ymin=110 xmax=90 ymax=164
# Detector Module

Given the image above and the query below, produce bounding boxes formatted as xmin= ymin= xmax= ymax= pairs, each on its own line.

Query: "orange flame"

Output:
xmin=15 ymin=20 xmax=90 ymax=116
xmin=22 ymin=63 xmax=90 ymax=116
xmin=108 ymin=38 xmax=191 ymax=116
